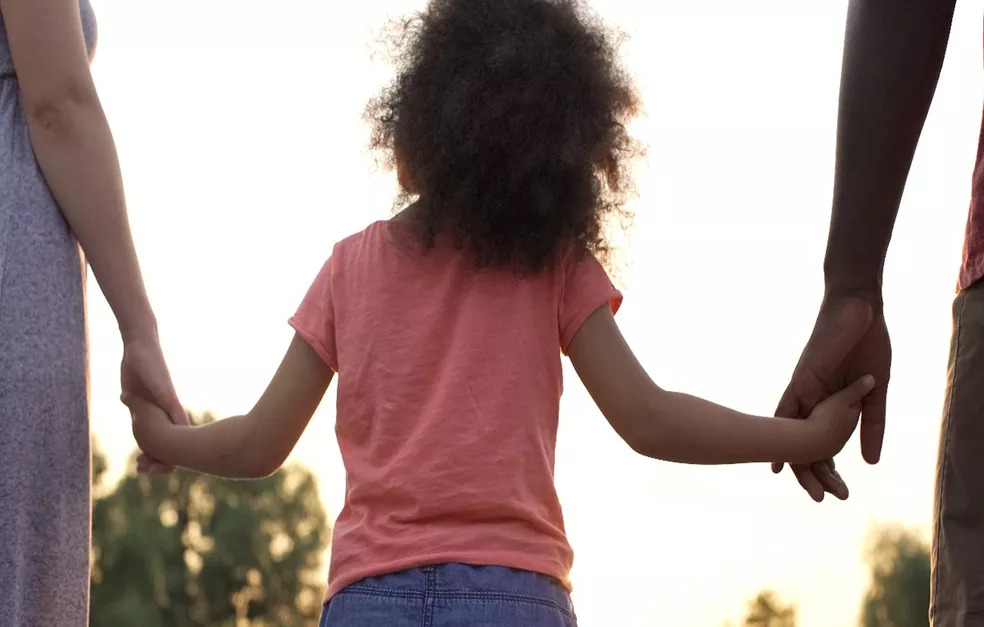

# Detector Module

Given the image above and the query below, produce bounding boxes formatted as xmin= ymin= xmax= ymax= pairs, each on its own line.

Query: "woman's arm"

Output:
xmin=127 ymin=334 xmax=335 ymax=478
xmin=2 ymin=0 xmax=155 ymax=341
xmin=4 ymin=0 xmax=187 ymax=442
xmin=568 ymin=306 xmax=873 ymax=465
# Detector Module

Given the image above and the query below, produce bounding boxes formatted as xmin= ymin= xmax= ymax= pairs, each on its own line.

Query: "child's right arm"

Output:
xmin=125 ymin=333 xmax=334 ymax=479
xmin=568 ymin=306 xmax=875 ymax=465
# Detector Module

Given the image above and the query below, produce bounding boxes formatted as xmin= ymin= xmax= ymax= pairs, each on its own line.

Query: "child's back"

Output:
xmin=125 ymin=0 xmax=875 ymax=624
xmin=290 ymin=218 xmax=620 ymax=599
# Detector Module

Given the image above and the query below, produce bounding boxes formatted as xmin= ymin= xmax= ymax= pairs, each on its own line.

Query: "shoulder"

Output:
xmin=329 ymin=220 xmax=388 ymax=259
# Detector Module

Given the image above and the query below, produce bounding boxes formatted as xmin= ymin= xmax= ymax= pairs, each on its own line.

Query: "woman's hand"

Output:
xmin=120 ymin=330 xmax=189 ymax=473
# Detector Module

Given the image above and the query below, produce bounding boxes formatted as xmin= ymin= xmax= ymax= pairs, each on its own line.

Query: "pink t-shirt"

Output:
xmin=289 ymin=220 xmax=622 ymax=601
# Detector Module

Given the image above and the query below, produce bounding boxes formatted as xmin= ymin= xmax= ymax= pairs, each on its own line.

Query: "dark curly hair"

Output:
xmin=367 ymin=0 xmax=641 ymax=273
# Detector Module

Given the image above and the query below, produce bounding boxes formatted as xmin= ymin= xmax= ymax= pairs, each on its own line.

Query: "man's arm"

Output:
xmin=773 ymin=0 xmax=956 ymax=501
xmin=824 ymin=0 xmax=956 ymax=299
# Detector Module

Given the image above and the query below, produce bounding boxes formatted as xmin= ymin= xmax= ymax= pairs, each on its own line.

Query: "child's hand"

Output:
xmin=805 ymin=375 xmax=877 ymax=460
xmin=122 ymin=392 xmax=178 ymax=472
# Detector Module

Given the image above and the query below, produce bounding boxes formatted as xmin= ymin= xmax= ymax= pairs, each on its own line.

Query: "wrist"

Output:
xmin=118 ymin=306 xmax=158 ymax=344
xmin=822 ymin=259 xmax=883 ymax=307
xmin=822 ymin=280 xmax=884 ymax=316
xmin=137 ymin=419 xmax=181 ymax=461
xmin=777 ymin=417 xmax=828 ymax=465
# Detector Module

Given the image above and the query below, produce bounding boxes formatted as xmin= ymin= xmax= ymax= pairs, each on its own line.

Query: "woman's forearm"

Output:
xmin=24 ymin=94 xmax=156 ymax=340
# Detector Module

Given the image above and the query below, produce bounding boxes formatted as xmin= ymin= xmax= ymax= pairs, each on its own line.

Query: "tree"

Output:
xmin=860 ymin=525 xmax=930 ymax=627
xmin=741 ymin=590 xmax=797 ymax=627
xmin=90 ymin=414 xmax=330 ymax=627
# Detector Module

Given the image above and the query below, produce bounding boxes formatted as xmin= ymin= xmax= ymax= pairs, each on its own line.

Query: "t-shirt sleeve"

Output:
xmin=558 ymin=252 xmax=623 ymax=354
xmin=288 ymin=254 xmax=339 ymax=371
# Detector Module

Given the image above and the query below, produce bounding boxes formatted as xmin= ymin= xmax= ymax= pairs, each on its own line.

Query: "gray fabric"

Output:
xmin=0 ymin=2 xmax=98 ymax=625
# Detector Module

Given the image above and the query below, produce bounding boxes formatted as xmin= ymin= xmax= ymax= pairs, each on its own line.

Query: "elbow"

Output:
xmin=624 ymin=433 xmax=656 ymax=459
xmin=22 ymin=81 xmax=99 ymax=137
xmin=614 ymin=392 xmax=678 ymax=461
xmin=623 ymin=428 xmax=668 ymax=461
xmin=244 ymin=454 xmax=283 ymax=479
xmin=614 ymin=407 xmax=664 ymax=460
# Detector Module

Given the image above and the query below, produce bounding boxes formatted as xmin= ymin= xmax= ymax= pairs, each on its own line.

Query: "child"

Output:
xmin=125 ymin=0 xmax=875 ymax=624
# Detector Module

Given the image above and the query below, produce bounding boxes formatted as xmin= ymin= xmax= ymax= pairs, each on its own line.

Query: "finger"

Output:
xmin=812 ymin=459 xmax=849 ymax=500
xmin=143 ymin=374 xmax=187 ymax=426
xmin=860 ymin=383 xmax=887 ymax=465
xmin=167 ymin=400 xmax=191 ymax=427
xmin=121 ymin=392 xmax=156 ymax=414
xmin=137 ymin=453 xmax=174 ymax=474
xmin=791 ymin=464 xmax=826 ymax=502
xmin=831 ymin=374 xmax=876 ymax=407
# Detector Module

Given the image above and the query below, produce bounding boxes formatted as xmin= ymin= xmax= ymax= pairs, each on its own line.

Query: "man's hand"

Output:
xmin=774 ymin=292 xmax=891 ymax=502
xmin=120 ymin=331 xmax=189 ymax=474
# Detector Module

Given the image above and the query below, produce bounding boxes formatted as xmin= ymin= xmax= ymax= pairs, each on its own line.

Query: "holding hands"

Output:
xmin=119 ymin=329 xmax=189 ymax=474
xmin=774 ymin=291 xmax=892 ymax=501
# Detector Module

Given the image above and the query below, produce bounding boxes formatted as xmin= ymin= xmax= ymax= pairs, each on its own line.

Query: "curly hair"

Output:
xmin=367 ymin=0 xmax=641 ymax=273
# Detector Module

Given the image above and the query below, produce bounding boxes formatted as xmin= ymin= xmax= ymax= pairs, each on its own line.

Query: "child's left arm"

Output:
xmin=124 ymin=333 xmax=334 ymax=479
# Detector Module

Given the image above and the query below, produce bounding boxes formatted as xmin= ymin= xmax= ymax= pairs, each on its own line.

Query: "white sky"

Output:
xmin=83 ymin=0 xmax=984 ymax=624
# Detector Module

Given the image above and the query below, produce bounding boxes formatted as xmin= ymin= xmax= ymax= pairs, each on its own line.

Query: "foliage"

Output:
xmin=741 ymin=590 xmax=797 ymax=627
xmin=860 ymin=525 xmax=930 ymax=627
xmin=90 ymin=416 xmax=329 ymax=627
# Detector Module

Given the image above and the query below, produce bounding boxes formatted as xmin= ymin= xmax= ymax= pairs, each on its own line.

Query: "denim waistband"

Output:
xmin=341 ymin=563 xmax=574 ymax=615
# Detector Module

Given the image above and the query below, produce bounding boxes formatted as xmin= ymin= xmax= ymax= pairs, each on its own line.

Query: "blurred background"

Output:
xmin=84 ymin=0 xmax=983 ymax=624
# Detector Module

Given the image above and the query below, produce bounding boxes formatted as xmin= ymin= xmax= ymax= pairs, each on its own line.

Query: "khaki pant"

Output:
xmin=932 ymin=280 xmax=984 ymax=626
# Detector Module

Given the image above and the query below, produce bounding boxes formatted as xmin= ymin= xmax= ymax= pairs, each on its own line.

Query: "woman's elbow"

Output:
xmin=22 ymin=81 xmax=99 ymax=136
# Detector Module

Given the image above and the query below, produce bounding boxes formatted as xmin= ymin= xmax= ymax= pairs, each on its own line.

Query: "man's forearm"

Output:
xmin=824 ymin=0 xmax=956 ymax=299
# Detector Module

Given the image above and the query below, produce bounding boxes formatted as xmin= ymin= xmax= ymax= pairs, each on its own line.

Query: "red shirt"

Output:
xmin=289 ymin=221 xmax=621 ymax=601
xmin=958 ymin=107 xmax=984 ymax=290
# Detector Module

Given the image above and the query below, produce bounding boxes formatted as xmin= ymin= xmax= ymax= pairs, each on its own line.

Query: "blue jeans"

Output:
xmin=319 ymin=563 xmax=577 ymax=626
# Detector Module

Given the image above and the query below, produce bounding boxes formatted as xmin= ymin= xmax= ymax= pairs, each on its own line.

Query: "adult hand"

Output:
xmin=120 ymin=330 xmax=189 ymax=474
xmin=773 ymin=291 xmax=891 ymax=502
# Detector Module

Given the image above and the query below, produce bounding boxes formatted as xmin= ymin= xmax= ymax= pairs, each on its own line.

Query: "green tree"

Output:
xmin=741 ymin=590 xmax=797 ymax=627
xmin=860 ymin=525 xmax=930 ymax=627
xmin=90 ymin=415 xmax=330 ymax=627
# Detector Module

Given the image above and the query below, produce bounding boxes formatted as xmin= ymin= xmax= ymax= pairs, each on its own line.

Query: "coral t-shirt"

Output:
xmin=288 ymin=220 xmax=621 ymax=601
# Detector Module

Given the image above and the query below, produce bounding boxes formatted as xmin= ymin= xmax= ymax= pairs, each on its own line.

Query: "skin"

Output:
xmin=126 ymin=306 xmax=874 ymax=478
xmin=774 ymin=0 xmax=957 ymax=501
xmin=2 ymin=0 xmax=188 ymax=471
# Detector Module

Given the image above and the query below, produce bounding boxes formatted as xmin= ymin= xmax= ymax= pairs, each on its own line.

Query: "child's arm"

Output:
xmin=125 ymin=333 xmax=334 ymax=478
xmin=568 ymin=306 xmax=874 ymax=465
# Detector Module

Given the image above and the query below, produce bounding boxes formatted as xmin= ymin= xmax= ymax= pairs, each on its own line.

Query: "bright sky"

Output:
xmin=83 ymin=0 xmax=984 ymax=625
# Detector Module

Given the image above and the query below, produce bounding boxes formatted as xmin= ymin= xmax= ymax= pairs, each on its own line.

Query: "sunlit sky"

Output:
xmin=82 ymin=0 xmax=984 ymax=624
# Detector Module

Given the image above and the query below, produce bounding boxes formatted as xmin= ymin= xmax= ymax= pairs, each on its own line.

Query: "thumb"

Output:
xmin=121 ymin=392 xmax=156 ymax=414
xmin=167 ymin=400 xmax=191 ymax=427
xmin=830 ymin=375 xmax=876 ymax=407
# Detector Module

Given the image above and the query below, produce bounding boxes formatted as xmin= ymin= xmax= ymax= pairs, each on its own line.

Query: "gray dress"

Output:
xmin=0 ymin=2 xmax=98 ymax=625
